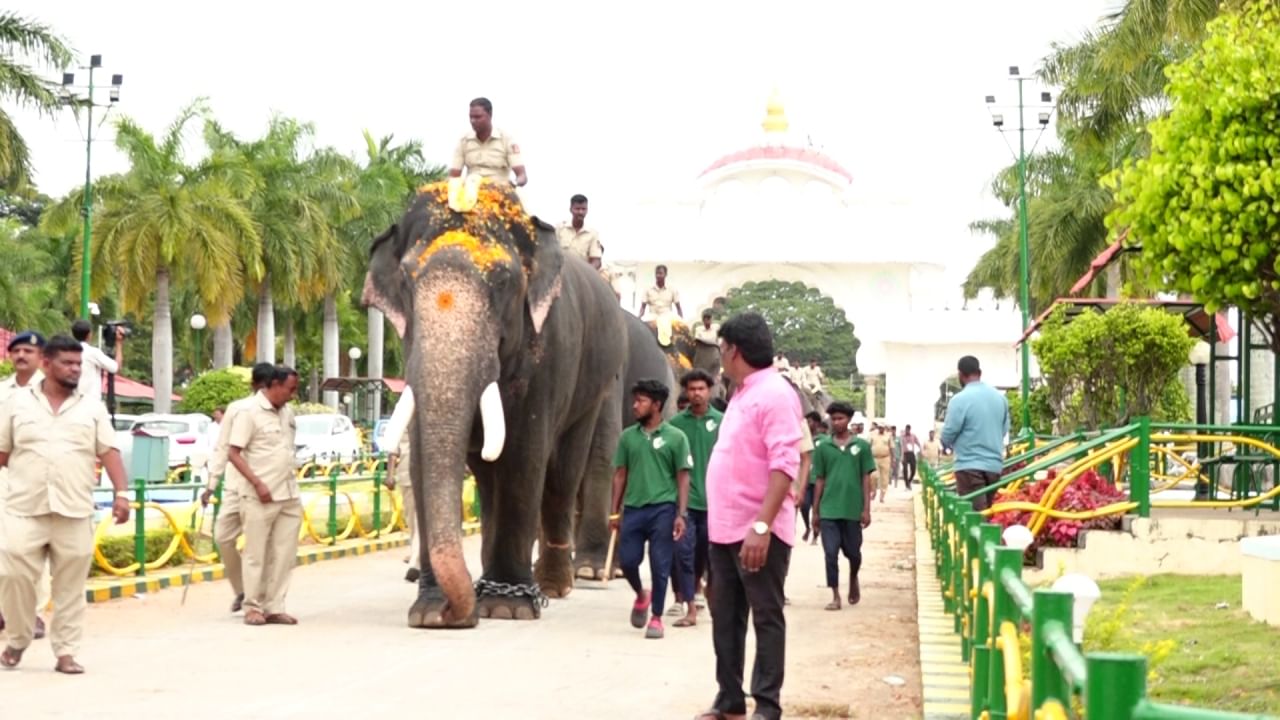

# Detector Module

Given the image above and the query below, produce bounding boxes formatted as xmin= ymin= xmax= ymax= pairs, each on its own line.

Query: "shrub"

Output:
xmin=293 ymin=401 xmax=334 ymax=416
xmin=180 ymin=368 xmax=251 ymax=415
xmin=989 ymin=469 xmax=1127 ymax=558
xmin=93 ymin=528 xmax=190 ymax=576
xmin=0 ymin=359 xmax=12 ymax=379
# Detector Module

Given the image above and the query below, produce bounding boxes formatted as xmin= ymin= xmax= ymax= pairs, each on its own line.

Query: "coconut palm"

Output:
xmin=42 ymin=100 xmax=261 ymax=412
xmin=0 ymin=13 xmax=73 ymax=191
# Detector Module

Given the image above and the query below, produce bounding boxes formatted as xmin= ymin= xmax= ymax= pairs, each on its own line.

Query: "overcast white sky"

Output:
xmin=12 ymin=0 xmax=1117 ymax=284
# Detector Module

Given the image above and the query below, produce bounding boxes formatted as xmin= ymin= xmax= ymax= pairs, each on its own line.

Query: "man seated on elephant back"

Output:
xmin=449 ymin=97 xmax=527 ymax=188
xmin=609 ymin=379 xmax=691 ymax=640
xmin=639 ymin=265 xmax=683 ymax=347
xmin=556 ymin=194 xmax=603 ymax=269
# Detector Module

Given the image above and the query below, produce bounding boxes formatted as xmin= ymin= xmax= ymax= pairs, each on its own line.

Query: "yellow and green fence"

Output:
xmin=921 ymin=417 xmax=1278 ymax=719
xmin=91 ymin=456 xmax=483 ymax=578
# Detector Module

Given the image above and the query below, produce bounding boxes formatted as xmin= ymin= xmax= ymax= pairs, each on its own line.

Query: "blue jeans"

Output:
xmin=674 ymin=509 xmax=706 ymax=601
xmin=619 ymin=502 xmax=676 ymax=618
xmin=820 ymin=519 xmax=863 ymax=589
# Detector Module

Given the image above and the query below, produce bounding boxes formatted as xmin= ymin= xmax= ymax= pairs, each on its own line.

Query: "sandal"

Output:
xmin=244 ymin=610 xmax=267 ymax=626
xmin=265 ymin=613 xmax=298 ymax=625
xmin=0 ymin=646 xmax=23 ymax=669
xmin=673 ymin=616 xmax=697 ymax=628
xmin=54 ymin=656 xmax=84 ymax=675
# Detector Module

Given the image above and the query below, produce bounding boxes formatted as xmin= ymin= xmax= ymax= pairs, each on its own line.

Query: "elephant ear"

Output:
xmin=363 ymin=223 xmax=412 ymax=339
xmin=513 ymin=216 xmax=563 ymax=335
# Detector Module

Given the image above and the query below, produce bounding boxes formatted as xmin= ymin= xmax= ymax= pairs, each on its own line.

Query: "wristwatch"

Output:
xmin=751 ymin=520 xmax=769 ymax=536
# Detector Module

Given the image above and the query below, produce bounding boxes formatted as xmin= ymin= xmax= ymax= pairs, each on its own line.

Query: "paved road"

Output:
xmin=5 ymin=487 xmax=923 ymax=720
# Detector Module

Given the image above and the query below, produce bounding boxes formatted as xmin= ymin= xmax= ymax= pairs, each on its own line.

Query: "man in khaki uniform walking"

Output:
xmin=869 ymin=424 xmax=893 ymax=504
xmin=449 ymin=97 xmax=527 ymax=188
xmin=227 ymin=367 xmax=301 ymax=626
xmin=201 ymin=362 xmax=276 ymax=613
xmin=0 ymin=335 xmax=130 ymax=673
xmin=0 ymin=331 xmax=52 ymax=640
xmin=380 ymin=386 xmax=420 ymax=583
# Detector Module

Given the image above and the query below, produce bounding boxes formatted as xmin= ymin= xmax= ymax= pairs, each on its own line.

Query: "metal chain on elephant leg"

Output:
xmin=473 ymin=578 xmax=550 ymax=608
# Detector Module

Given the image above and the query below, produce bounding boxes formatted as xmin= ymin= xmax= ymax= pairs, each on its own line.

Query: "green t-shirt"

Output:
xmin=668 ymin=406 xmax=724 ymax=511
xmin=613 ymin=421 xmax=693 ymax=508
xmin=814 ymin=434 xmax=874 ymax=520
xmin=809 ymin=433 xmax=832 ymax=485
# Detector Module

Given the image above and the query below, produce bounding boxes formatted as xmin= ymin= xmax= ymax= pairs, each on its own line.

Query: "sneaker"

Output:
xmin=645 ymin=616 xmax=664 ymax=639
xmin=630 ymin=591 xmax=650 ymax=629
xmin=667 ymin=604 xmax=684 ymax=617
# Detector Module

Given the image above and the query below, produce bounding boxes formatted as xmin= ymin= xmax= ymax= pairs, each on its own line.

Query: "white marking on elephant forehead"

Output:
xmin=529 ymin=274 xmax=562 ymax=335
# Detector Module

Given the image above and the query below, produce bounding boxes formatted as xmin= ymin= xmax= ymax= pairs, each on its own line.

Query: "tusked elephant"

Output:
xmin=361 ymin=180 xmax=628 ymax=628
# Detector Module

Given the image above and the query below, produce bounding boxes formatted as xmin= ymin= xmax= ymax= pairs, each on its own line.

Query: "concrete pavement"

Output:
xmin=3 ymin=486 xmax=924 ymax=719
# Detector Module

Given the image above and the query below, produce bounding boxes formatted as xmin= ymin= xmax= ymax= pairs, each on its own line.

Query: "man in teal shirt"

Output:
xmin=668 ymin=369 xmax=722 ymax=627
xmin=812 ymin=402 xmax=874 ymax=610
xmin=610 ymin=379 xmax=691 ymax=639
xmin=940 ymin=356 xmax=1010 ymax=511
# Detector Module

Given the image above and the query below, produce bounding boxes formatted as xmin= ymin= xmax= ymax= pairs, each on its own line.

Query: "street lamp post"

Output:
xmin=190 ymin=313 xmax=207 ymax=376
xmin=59 ymin=56 xmax=123 ymax=320
xmin=1189 ymin=340 xmax=1212 ymax=500
xmin=348 ymin=346 xmax=363 ymax=423
xmin=986 ymin=67 xmax=1054 ymax=440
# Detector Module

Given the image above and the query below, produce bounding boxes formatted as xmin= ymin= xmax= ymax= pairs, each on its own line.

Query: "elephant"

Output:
xmin=723 ymin=372 xmax=831 ymax=418
xmin=572 ymin=313 xmax=677 ymax=581
xmin=361 ymin=180 xmax=629 ymax=628
xmin=640 ymin=318 xmax=724 ymax=398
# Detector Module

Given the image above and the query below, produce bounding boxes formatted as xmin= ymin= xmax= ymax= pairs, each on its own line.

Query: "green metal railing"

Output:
xmin=922 ymin=460 xmax=1274 ymax=719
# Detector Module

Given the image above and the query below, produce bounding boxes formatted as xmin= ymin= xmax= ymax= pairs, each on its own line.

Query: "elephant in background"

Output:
xmin=723 ymin=372 xmax=831 ymax=419
xmin=641 ymin=318 xmax=724 ymax=398
xmin=361 ymin=181 xmax=627 ymax=628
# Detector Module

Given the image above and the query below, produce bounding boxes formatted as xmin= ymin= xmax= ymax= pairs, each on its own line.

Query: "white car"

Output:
xmin=294 ymin=413 xmax=362 ymax=466
xmin=130 ymin=413 xmax=214 ymax=481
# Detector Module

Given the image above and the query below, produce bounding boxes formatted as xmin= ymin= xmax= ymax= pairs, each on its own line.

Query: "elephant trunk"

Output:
xmin=407 ymin=274 xmax=502 ymax=624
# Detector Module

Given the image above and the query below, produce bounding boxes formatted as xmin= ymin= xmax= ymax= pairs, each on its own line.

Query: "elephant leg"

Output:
xmin=474 ymin=450 xmax=549 ymax=621
xmin=574 ymin=379 xmax=624 ymax=581
xmin=535 ymin=406 xmax=602 ymax=598
xmin=406 ymin=426 xmax=470 ymax=629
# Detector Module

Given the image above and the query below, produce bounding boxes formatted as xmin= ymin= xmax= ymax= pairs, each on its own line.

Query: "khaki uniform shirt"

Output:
xmin=645 ymin=286 xmax=679 ymax=316
xmin=207 ymin=393 xmax=260 ymax=491
xmin=0 ymin=382 xmax=115 ymax=518
xmin=922 ymin=439 xmax=942 ymax=464
xmin=450 ymin=129 xmax=523 ymax=185
xmin=870 ymin=431 xmax=893 ymax=459
xmin=694 ymin=322 xmax=720 ymax=345
xmin=228 ymin=392 xmax=298 ymax=501
xmin=556 ymin=223 xmax=603 ymax=261
xmin=0 ymin=370 xmax=45 ymax=500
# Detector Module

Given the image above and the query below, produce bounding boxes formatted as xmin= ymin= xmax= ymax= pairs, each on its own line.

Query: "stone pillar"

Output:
xmin=865 ymin=376 xmax=879 ymax=421
xmin=1249 ymin=347 xmax=1275 ymax=422
xmin=1216 ymin=340 xmax=1233 ymax=425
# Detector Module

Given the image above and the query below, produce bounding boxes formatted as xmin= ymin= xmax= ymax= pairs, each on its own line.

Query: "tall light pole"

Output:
xmin=986 ymin=67 xmax=1054 ymax=439
xmin=59 ymin=55 xmax=123 ymax=320
xmin=190 ymin=313 xmax=207 ymax=376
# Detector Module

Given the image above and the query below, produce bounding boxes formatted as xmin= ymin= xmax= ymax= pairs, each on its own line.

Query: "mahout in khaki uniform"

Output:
xmin=556 ymin=194 xmax=604 ymax=268
xmin=0 ymin=335 xmax=131 ymax=673
xmin=449 ymin=97 xmax=527 ymax=187
xmin=227 ymin=367 xmax=301 ymax=626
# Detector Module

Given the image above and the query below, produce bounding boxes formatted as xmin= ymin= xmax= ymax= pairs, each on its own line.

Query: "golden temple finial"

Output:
xmin=762 ymin=89 xmax=789 ymax=134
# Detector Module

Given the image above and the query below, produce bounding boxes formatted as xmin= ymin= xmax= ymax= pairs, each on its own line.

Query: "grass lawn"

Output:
xmin=1087 ymin=575 xmax=1280 ymax=715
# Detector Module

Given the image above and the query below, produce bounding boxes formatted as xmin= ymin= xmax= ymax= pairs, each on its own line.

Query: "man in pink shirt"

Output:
xmin=695 ymin=312 xmax=802 ymax=720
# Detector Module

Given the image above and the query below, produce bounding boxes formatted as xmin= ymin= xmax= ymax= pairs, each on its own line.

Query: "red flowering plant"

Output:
xmin=989 ymin=468 xmax=1127 ymax=562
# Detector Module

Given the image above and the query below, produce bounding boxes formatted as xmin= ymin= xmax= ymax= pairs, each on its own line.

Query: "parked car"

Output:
xmin=131 ymin=413 xmax=214 ymax=480
xmin=294 ymin=413 xmax=362 ymax=466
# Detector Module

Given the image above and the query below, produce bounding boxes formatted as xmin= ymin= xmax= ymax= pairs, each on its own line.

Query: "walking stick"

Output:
xmin=601 ymin=526 xmax=619 ymax=585
xmin=181 ymin=500 xmax=211 ymax=607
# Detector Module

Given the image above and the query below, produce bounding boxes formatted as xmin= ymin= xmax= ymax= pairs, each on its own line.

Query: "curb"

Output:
xmin=914 ymin=492 xmax=971 ymax=720
xmin=85 ymin=523 xmax=481 ymax=604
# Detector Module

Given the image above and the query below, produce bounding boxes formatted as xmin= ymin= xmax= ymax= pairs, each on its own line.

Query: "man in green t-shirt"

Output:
xmin=610 ymin=379 xmax=691 ymax=639
xmin=667 ymin=369 xmax=723 ymax=628
xmin=800 ymin=411 xmax=828 ymax=545
xmin=812 ymin=402 xmax=874 ymax=611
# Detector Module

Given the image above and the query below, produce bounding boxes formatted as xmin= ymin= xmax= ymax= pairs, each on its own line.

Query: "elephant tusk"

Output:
xmin=479 ymin=381 xmax=506 ymax=462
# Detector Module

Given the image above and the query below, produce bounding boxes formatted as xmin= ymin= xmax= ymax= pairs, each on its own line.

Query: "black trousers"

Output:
xmin=902 ymin=451 xmax=917 ymax=487
xmin=708 ymin=537 xmax=791 ymax=720
xmin=819 ymin=519 xmax=863 ymax=589
xmin=955 ymin=469 xmax=1000 ymax=511
xmin=799 ymin=485 xmax=815 ymax=533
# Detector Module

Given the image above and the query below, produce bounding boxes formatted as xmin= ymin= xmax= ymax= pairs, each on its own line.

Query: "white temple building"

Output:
xmin=606 ymin=93 xmax=1027 ymax=429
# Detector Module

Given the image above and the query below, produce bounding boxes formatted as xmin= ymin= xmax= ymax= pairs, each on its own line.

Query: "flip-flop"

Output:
xmin=244 ymin=610 xmax=267 ymax=626
xmin=265 ymin=613 xmax=298 ymax=625
xmin=54 ymin=656 xmax=84 ymax=675
xmin=673 ymin=617 xmax=697 ymax=628
xmin=824 ymin=602 xmax=842 ymax=611
xmin=0 ymin=646 xmax=23 ymax=668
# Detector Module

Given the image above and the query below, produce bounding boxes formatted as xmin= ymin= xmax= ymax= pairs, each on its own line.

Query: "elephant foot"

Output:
xmin=573 ymin=553 xmax=622 ymax=581
xmin=534 ymin=548 xmax=575 ymax=599
xmin=475 ymin=578 xmax=548 ymax=620
xmin=407 ymin=584 xmax=478 ymax=629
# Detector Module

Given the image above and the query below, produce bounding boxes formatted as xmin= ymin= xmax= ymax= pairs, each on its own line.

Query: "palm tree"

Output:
xmin=42 ymin=100 xmax=261 ymax=412
xmin=0 ymin=13 xmax=73 ymax=191
xmin=0 ymin=218 xmax=67 ymax=333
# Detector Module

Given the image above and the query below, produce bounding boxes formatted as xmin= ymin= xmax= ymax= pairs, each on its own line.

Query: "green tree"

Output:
xmin=715 ymin=280 xmax=859 ymax=379
xmin=0 ymin=13 xmax=73 ymax=191
xmin=179 ymin=368 xmax=250 ymax=415
xmin=1109 ymin=1 xmax=1280 ymax=352
xmin=1031 ymin=304 xmax=1194 ymax=430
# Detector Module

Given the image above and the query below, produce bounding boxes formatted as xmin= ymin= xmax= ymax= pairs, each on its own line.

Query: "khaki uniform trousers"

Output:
xmin=873 ymin=454 xmax=892 ymax=493
xmin=240 ymin=498 xmax=302 ymax=615
xmin=0 ymin=491 xmax=52 ymax=615
xmin=214 ymin=488 xmax=244 ymax=596
xmin=396 ymin=458 xmax=420 ymax=572
xmin=0 ymin=512 xmax=92 ymax=656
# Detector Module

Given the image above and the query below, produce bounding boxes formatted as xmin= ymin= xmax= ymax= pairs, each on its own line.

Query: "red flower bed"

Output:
xmin=989 ymin=469 xmax=1127 ymax=552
